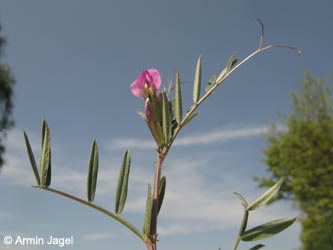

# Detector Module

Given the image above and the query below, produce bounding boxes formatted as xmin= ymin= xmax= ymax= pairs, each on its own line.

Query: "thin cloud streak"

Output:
xmin=110 ymin=139 xmax=155 ymax=150
xmin=83 ymin=233 xmax=115 ymax=241
xmin=174 ymin=126 xmax=270 ymax=146
xmin=109 ymin=124 xmax=286 ymax=150
xmin=2 ymin=128 xmax=295 ymax=236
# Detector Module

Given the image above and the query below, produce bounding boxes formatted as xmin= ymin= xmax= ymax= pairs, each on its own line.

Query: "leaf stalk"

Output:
xmin=33 ymin=186 xmax=146 ymax=243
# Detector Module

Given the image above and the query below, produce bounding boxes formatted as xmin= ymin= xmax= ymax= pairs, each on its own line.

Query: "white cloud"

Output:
xmin=110 ymin=139 xmax=155 ymax=150
xmin=117 ymin=156 xmax=296 ymax=236
xmin=108 ymin=124 xmax=286 ymax=150
xmin=83 ymin=233 xmax=115 ymax=241
xmin=1 ymin=127 xmax=296 ymax=237
xmin=164 ymin=159 xmax=295 ymax=235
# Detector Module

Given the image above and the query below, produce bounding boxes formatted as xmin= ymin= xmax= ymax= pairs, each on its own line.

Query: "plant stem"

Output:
xmin=147 ymin=40 xmax=300 ymax=250
xmin=33 ymin=186 xmax=147 ymax=243
xmin=233 ymin=207 xmax=249 ymax=250
xmin=149 ymin=152 xmax=165 ymax=250
xmin=146 ymin=240 xmax=156 ymax=250
xmin=165 ymin=43 xmax=300 ymax=156
xmin=233 ymin=235 xmax=241 ymax=250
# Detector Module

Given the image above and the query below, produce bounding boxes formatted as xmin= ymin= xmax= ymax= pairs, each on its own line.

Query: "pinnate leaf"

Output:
xmin=205 ymin=75 xmax=217 ymax=92
xmin=174 ymin=72 xmax=183 ymax=124
xmin=248 ymin=244 xmax=265 ymax=250
xmin=115 ymin=150 xmax=131 ymax=214
xmin=87 ymin=139 xmax=99 ymax=202
xmin=234 ymin=192 xmax=248 ymax=207
xmin=40 ymin=120 xmax=51 ymax=187
xmin=240 ymin=217 xmax=297 ymax=241
xmin=248 ymin=177 xmax=284 ymax=211
xmin=193 ymin=55 xmax=202 ymax=104
xmin=158 ymin=176 xmax=166 ymax=214
xmin=216 ymin=52 xmax=237 ymax=84
xmin=162 ymin=91 xmax=172 ymax=143
xmin=23 ymin=131 xmax=41 ymax=186
xmin=182 ymin=112 xmax=199 ymax=127
xmin=143 ymin=184 xmax=153 ymax=235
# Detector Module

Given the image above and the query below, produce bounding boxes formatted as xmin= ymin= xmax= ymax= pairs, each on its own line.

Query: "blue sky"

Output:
xmin=0 ymin=0 xmax=332 ymax=250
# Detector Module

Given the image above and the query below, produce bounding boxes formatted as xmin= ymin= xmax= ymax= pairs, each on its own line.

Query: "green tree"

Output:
xmin=257 ymin=72 xmax=333 ymax=250
xmin=0 ymin=23 xmax=15 ymax=168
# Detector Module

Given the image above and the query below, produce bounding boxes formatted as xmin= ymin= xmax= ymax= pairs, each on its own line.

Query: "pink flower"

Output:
xmin=130 ymin=68 xmax=161 ymax=98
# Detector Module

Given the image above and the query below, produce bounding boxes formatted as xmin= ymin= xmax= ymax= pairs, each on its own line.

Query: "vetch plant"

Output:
xmin=23 ymin=21 xmax=300 ymax=250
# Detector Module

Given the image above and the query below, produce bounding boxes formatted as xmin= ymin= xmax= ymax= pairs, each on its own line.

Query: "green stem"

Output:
xmin=148 ymin=42 xmax=299 ymax=250
xmin=164 ymin=44 xmax=300 ymax=156
xmin=151 ymin=152 xmax=165 ymax=238
xmin=233 ymin=235 xmax=241 ymax=250
xmin=33 ymin=186 xmax=147 ymax=243
xmin=233 ymin=207 xmax=249 ymax=250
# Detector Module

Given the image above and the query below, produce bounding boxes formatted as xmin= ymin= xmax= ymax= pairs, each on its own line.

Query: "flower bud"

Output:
xmin=144 ymin=98 xmax=153 ymax=122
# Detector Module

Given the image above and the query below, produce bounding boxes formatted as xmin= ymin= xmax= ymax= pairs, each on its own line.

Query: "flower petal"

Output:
xmin=137 ymin=71 xmax=148 ymax=88
xmin=130 ymin=79 xmax=144 ymax=98
xmin=130 ymin=68 xmax=161 ymax=98
xmin=147 ymin=68 xmax=161 ymax=91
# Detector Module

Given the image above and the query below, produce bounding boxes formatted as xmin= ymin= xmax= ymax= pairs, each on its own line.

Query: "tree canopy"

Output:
xmin=0 ymin=23 xmax=15 ymax=168
xmin=257 ymin=71 xmax=333 ymax=250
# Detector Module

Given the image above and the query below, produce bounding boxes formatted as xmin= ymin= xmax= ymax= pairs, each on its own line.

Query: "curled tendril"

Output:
xmin=257 ymin=18 xmax=265 ymax=50
xmin=256 ymin=18 xmax=301 ymax=55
